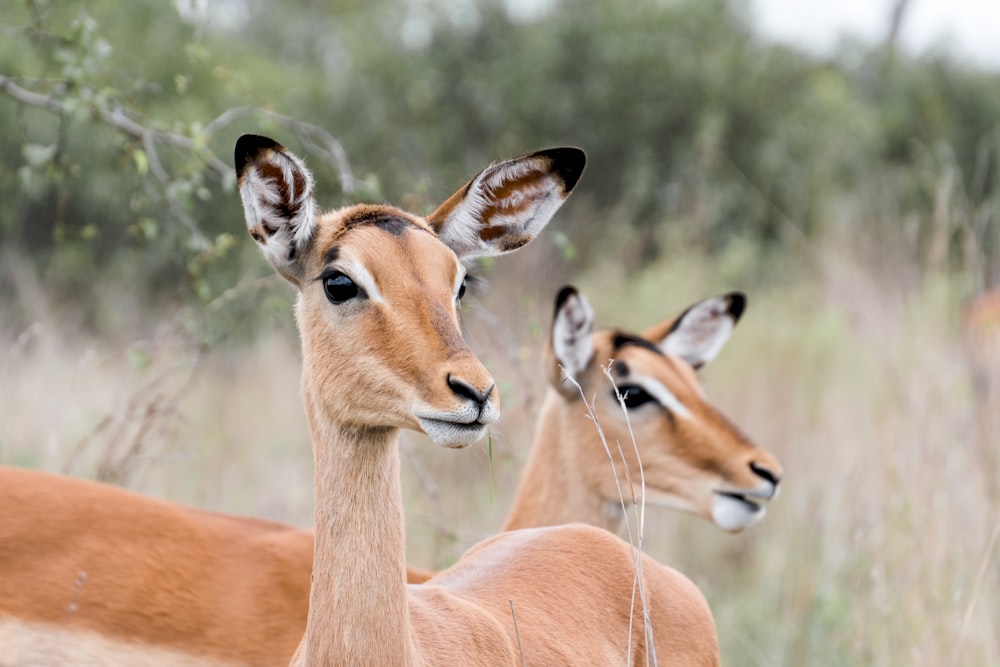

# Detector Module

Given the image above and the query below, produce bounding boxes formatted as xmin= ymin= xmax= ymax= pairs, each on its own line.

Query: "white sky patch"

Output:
xmin=401 ymin=13 xmax=434 ymax=51
xmin=505 ymin=0 xmax=558 ymax=23
xmin=751 ymin=0 xmax=1000 ymax=68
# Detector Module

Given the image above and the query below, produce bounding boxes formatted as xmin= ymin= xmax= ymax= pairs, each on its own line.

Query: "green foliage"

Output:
xmin=2 ymin=0 xmax=999 ymax=328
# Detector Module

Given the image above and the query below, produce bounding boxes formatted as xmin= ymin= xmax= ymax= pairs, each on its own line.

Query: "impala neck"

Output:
xmin=301 ymin=383 xmax=417 ymax=666
xmin=502 ymin=390 xmax=624 ymax=534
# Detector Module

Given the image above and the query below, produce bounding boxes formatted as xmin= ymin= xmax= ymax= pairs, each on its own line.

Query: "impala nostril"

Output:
xmin=447 ymin=375 xmax=491 ymax=405
xmin=749 ymin=461 xmax=780 ymax=486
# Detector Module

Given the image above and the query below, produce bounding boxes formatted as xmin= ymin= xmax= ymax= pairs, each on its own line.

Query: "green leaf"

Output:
xmin=132 ymin=149 xmax=149 ymax=175
xmin=22 ymin=144 xmax=57 ymax=169
xmin=139 ymin=218 xmax=159 ymax=240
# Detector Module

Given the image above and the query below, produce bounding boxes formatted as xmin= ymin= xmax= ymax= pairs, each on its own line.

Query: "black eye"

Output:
xmin=323 ymin=272 xmax=360 ymax=304
xmin=616 ymin=384 xmax=655 ymax=409
xmin=457 ymin=276 xmax=467 ymax=300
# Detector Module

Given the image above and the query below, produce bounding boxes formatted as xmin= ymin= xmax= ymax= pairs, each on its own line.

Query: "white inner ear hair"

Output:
xmin=553 ymin=292 xmax=594 ymax=380
xmin=440 ymin=157 xmax=560 ymax=257
xmin=241 ymin=155 xmax=316 ymax=268
xmin=661 ymin=296 xmax=734 ymax=366
xmin=480 ymin=159 xmax=561 ymax=234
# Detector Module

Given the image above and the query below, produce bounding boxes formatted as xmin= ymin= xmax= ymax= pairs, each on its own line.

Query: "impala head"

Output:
xmin=547 ymin=286 xmax=783 ymax=532
xmin=235 ymin=134 xmax=584 ymax=447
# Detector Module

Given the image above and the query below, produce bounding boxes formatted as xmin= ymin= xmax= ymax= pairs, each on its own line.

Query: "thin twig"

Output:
xmin=0 ymin=75 xmax=230 ymax=176
xmin=562 ymin=366 xmax=657 ymax=666
xmin=0 ymin=75 xmax=357 ymax=199
xmin=604 ymin=365 xmax=657 ymax=667
xmin=509 ymin=599 xmax=527 ymax=667
xmin=58 ymin=275 xmax=274 ymax=480
xmin=950 ymin=518 xmax=1000 ymax=667
xmin=200 ymin=105 xmax=356 ymax=194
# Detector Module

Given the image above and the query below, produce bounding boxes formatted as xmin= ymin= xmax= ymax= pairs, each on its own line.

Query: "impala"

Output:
xmin=505 ymin=285 xmax=782 ymax=533
xmin=0 ymin=139 xmax=730 ymax=665
xmin=232 ymin=134 xmax=718 ymax=665
xmin=0 ymin=288 xmax=772 ymax=665
xmin=0 ymin=285 xmax=777 ymax=664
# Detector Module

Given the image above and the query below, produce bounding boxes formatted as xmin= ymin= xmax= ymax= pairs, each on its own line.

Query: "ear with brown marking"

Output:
xmin=642 ymin=292 xmax=746 ymax=370
xmin=426 ymin=147 xmax=585 ymax=261
xmin=234 ymin=134 xmax=317 ymax=285
xmin=546 ymin=285 xmax=595 ymax=396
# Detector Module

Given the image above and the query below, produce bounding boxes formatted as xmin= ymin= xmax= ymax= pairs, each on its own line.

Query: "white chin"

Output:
xmin=417 ymin=418 xmax=487 ymax=448
xmin=711 ymin=494 xmax=766 ymax=532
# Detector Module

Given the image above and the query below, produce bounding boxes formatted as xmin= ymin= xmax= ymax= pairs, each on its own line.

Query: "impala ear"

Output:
xmin=643 ymin=292 xmax=747 ymax=370
xmin=235 ymin=134 xmax=317 ymax=285
xmin=546 ymin=286 xmax=595 ymax=395
xmin=426 ymin=147 xmax=585 ymax=261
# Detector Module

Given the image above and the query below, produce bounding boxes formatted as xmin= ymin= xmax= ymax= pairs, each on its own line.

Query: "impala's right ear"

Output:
xmin=426 ymin=147 xmax=585 ymax=261
xmin=547 ymin=286 xmax=595 ymax=397
xmin=235 ymin=134 xmax=317 ymax=285
xmin=643 ymin=292 xmax=747 ymax=370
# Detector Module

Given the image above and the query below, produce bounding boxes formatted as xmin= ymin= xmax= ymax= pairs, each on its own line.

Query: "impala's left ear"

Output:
xmin=426 ymin=147 xmax=585 ymax=261
xmin=642 ymin=292 xmax=747 ymax=370
xmin=234 ymin=134 xmax=317 ymax=286
xmin=545 ymin=286 xmax=595 ymax=397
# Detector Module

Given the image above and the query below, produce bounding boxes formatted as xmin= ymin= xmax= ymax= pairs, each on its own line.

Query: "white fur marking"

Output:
xmin=415 ymin=400 xmax=498 ymax=448
xmin=711 ymin=494 xmax=765 ymax=532
xmin=341 ymin=259 xmax=383 ymax=304
xmin=0 ymin=617 xmax=238 ymax=667
xmin=627 ymin=374 xmax=693 ymax=420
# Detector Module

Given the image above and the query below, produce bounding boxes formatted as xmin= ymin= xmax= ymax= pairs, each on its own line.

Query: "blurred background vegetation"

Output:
xmin=2 ymin=0 xmax=999 ymax=664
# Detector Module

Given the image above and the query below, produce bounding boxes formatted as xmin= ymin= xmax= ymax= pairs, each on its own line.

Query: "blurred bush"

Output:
xmin=1 ymin=0 xmax=999 ymax=328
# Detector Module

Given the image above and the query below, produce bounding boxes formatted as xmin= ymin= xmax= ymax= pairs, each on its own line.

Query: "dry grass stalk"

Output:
xmin=563 ymin=365 xmax=658 ymax=667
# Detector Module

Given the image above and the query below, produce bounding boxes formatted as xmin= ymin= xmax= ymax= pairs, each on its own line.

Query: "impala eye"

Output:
xmin=457 ymin=276 xmax=467 ymax=300
xmin=616 ymin=384 xmax=655 ymax=410
xmin=323 ymin=272 xmax=360 ymax=304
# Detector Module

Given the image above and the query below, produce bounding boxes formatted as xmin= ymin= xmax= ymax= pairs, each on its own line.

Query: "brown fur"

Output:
xmin=0 ymin=293 xmax=759 ymax=664
xmin=0 ymin=465 xmax=311 ymax=665
xmin=0 ymin=140 xmax=719 ymax=666
xmin=506 ymin=297 xmax=782 ymax=533
xmin=231 ymin=137 xmax=719 ymax=665
xmin=0 ymin=291 xmax=771 ymax=664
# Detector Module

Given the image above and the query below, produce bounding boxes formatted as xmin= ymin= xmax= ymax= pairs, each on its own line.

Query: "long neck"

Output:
xmin=502 ymin=390 xmax=623 ymax=534
xmin=300 ymin=384 xmax=417 ymax=666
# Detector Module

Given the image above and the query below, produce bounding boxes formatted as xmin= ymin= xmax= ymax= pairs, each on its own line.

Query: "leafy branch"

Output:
xmin=0 ymin=73 xmax=355 ymax=228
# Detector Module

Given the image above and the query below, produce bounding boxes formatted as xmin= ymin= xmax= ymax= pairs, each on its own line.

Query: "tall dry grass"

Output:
xmin=1 ymin=226 xmax=997 ymax=665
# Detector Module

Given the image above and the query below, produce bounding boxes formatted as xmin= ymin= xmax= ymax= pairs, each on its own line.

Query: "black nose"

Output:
xmin=749 ymin=461 xmax=780 ymax=486
xmin=447 ymin=375 xmax=494 ymax=406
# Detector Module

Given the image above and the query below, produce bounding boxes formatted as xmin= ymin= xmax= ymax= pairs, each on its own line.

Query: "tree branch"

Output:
xmin=0 ymin=74 xmax=229 ymax=176
xmin=202 ymin=105 xmax=355 ymax=194
xmin=0 ymin=75 xmax=356 ymax=194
